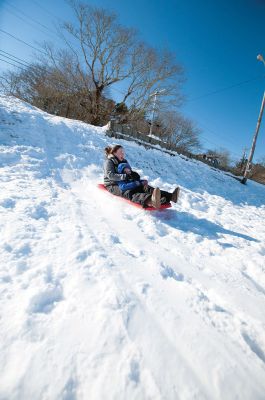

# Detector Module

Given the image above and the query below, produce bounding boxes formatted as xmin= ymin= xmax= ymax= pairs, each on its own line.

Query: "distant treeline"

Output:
xmin=1 ymin=0 xmax=264 ymax=182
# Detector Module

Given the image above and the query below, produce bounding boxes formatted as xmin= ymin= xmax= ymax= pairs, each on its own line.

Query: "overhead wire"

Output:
xmin=198 ymin=119 xmax=241 ymax=149
xmin=1 ymin=22 xmax=261 ymax=105
xmin=0 ymin=53 xmax=250 ymax=157
xmin=31 ymin=0 xmax=63 ymax=21
xmin=0 ymin=51 xmax=30 ymax=68
xmin=0 ymin=8 xmax=262 ymax=158
xmin=0 ymin=49 xmax=31 ymax=66
xmin=199 ymin=134 xmax=243 ymax=158
xmin=0 ymin=28 xmax=47 ymax=55
xmin=187 ymin=75 xmax=265 ymax=103
xmin=3 ymin=2 xmax=58 ymax=40
xmin=5 ymin=1 xmax=59 ymax=35
xmin=0 ymin=57 xmax=26 ymax=70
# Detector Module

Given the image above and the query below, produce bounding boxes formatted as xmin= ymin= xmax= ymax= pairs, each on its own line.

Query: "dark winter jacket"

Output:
xmin=103 ymin=155 xmax=141 ymax=188
xmin=103 ymin=155 xmax=127 ymax=187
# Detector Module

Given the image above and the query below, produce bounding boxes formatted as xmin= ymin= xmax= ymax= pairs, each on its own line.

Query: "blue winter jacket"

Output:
xmin=117 ymin=163 xmax=141 ymax=192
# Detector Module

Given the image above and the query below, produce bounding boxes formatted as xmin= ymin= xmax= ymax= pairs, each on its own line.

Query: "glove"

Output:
xmin=126 ymin=175 xmax=134 ymax=182
xmin=131 ymin=171 xmax=140 ymax=180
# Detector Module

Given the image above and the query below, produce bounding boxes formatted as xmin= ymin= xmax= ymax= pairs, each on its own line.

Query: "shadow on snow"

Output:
xmin=157 ymin=210 xmax=259 ymax=244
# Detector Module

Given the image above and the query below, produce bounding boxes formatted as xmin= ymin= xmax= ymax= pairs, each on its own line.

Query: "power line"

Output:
xmin=3 ymin=3 xmax=262 ymax=108
xmin=0 ymin=59 xmax=243 ymax=158
xmin=0 ymin=48 xmax=63 ymax=71
xmin=0 ymin=19 xmax=261 ymax=159
xmin=5 ymin=0 xmax=82 ymax=59
xmin=198 ymin=120 xmax=243 ymax=158
xmin=199 ymin=134 xmax=242 ymax=158
xmin=0 ymin=57 xmax=26 ymax=71
xmin=0 ymin=29 xmax=77 ymax=66
xmin=0 ymin=49 xmax=31 ymax=66
xmin=0 ymin=28 xmax=47 ymax=55
xmin=3 ymin=6 xmax=56 ymax=42
xmin=6 ymin=1 xmax=58 ymax=33
xmin=2 ymin=1 xmax=263 ymax=107
xmin=31 ymin=0 xmax=63 ymax=21
xmin=187 ymin=75 xmax=265 ymax=103
xmin=198 ymin=119 xmax=240 ymax=149
xmin=4 ymin=1 xmax=58 ymax=40
xmin=0 ymin=51 xmax=29 ymax=68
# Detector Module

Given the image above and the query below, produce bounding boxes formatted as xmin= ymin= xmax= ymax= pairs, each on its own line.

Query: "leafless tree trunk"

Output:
xmin=52 ymin=1 xmax=136 ymax=124
xmin=157 ymin=111 xmax=201 ymax=153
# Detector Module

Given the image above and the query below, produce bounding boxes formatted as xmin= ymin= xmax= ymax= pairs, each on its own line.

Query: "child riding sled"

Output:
xmin=103 ymin=145 xmax=180 ymax=209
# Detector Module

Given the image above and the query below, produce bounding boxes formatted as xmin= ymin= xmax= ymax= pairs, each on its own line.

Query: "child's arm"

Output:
xmin=119 ymin=181 xmax=141 ymax=192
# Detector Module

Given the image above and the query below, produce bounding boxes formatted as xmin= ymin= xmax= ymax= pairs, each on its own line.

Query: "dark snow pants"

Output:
xmin=106 ymin=185 xmax=172 ymax=208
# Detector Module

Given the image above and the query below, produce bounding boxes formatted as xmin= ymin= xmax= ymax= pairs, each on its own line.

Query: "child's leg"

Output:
xmin=122 ymin=187 xmax=151 ymax=207
xmin=160 ymin=190 xmax=172 ymax=203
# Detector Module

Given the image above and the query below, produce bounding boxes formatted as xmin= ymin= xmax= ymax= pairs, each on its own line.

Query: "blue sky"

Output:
xmin=0 ymin=0 xmax=265 ymax=161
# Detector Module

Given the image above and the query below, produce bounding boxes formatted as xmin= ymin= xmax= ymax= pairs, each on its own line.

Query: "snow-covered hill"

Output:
xmin=1 ymin=95 xmax=265 ymax=400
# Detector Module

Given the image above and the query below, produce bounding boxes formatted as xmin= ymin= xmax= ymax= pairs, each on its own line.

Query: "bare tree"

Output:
xmin=156 ymin=111 xmax=201 ymax=153
xmin=38 ymin=1 xmax=184 ymax=123
xmin=1 ymin=1 xmax=185 ymax=127
xmin=206 ymin=148 xmax=231 ymax=168
xmin=1 ymin=61 xmax=115 ymax=124
xmin=48 ymin=1 xmax=136 ymax=124
xmin=247 ymin=157 xmax=265 ymax=184
xmin=119 ymin=43 xmax=184 ymax=118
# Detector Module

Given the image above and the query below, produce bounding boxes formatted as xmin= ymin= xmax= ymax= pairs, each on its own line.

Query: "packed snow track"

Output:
xmin=1 ymin=96 xmax=265 ymax=400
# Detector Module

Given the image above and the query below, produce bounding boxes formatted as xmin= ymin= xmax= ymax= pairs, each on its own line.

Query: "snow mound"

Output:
xmin=1 ymin=95 xmax=265 ymax=400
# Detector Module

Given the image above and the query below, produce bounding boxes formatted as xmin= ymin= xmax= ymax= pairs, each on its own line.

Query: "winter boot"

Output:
xmin=171 ymin=187 xmax=180 ymax=203
xmin=150 ymin=187 xmax=161 ymax=208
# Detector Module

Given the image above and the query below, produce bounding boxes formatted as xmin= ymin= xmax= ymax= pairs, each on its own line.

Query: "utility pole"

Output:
xmin=149 ymin=89 xmax=165 ymax=136
xmin=241 ymin=54 xmax=265 ymax=184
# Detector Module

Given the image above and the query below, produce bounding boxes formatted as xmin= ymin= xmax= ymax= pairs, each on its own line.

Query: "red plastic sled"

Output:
xmin=97 ymin=184 xmax=172 ymax=211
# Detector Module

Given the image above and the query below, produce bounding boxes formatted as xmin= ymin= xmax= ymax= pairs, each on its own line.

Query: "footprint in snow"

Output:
xmin=0 ymin=198 xmax=16 ymax=209
xmin=16 ymin=261 xmax=29 ymax=275
xmin=109 ymin=234 xmax=121 ymax=244
xmin=28 ymin=284 xmax=63 ymax=314
xmin=241 ymin=271 xmax=265 ymax=296
xmin=26 ymin=203 xmax=49 ymax=220
xmin=0 ymin=275 xmax=12 ymax=284
xmin=76 ymin=250 xmax=90 ymax=262
xmin=188 ymin=286 xmax=232 ymax=333
xmin=241 ymin=331 xmax=265 ymax=365
xmin=61 ymin=376 xmax=78 ymax=400
xmin=128 ymin=359 xmax=140 ymax=384
xmin=141 ymin=283 xmax=151 ymax=295
xmin=189 ymin=284 xmax=265 ymax=363
xmin=160 ymin=264 xmax=185 ymax=282
xmin=14 ymin=243 xmax=32 ymax=258
xmin=122 ymin=246 xmax=145 ymax=259
xmin=155 ymin=222 xmax=169 ymax=238
xmin=3 ymin=243 xmax=12 ymax=252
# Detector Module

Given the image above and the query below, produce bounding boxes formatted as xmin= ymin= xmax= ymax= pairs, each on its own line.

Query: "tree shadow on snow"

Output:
xmin=157 ymin=210 xmax=259 ymax=243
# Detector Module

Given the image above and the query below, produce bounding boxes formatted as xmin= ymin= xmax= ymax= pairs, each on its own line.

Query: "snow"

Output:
xmin=0 ymin=94 xmax=265 ymax=400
